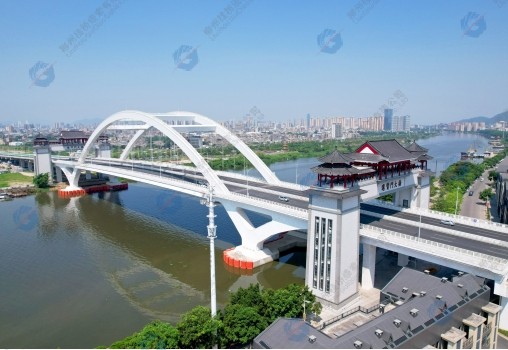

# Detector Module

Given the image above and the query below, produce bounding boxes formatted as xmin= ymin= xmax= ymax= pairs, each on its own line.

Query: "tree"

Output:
xmin=222 ymin=304 xmax=268 ymax=347
xmin=32 ymin=172 xmax=49 ymax=188
xmin=230 ymin=283 xmax=265 ymax=312
xmin=261 ymin=284 xmax=319 ymax=323
xmin=479 ymin=188 xmax=494 ymax=202
xmin=177 ymin=306 xmax=222 ymax=349
xmin=108 ymin=321 xmax=179 ymax=349
xmin=488 ymin=170 xmax=499 ymax=182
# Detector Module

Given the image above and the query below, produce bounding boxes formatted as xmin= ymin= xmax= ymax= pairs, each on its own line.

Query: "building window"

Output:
xmin=326 ymin=279 xmax=330 ymax=293
xmin=319 ymin=277 xmax=323 ymax=290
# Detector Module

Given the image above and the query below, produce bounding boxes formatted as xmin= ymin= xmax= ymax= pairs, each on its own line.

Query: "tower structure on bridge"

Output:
xmin=33 ymin=139 xmax=52 ymax=180
xmin=306 ymin=142 xmax=433 ymax=308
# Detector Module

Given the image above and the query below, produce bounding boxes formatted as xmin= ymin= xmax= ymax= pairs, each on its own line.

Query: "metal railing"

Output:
xmin=368 ymin=199 xmax=508 ymax=233
xmin=316 ymin=304 xmax=380 ymax=330
xmin=360 ymin=224 xmax=508 ymax=270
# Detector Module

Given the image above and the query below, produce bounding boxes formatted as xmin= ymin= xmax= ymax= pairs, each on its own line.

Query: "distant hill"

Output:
xmin=458 ymin=110 xmax=508 ymax=124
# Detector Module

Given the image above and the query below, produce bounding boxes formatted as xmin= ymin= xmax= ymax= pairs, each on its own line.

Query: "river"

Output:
xmin=0 ymin=132 xmax=489 ymax=348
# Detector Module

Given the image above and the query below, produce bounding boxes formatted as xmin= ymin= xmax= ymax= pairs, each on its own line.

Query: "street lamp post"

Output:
xmin=418 ymin=213 xmax=422 ymax=240
xmin=302 ymin=297 xmax=310 ymax=322
xmin=455 ymin=186 xmax=460 ymax=216
xmin=201 ymin=185 xmax=217 ymax=317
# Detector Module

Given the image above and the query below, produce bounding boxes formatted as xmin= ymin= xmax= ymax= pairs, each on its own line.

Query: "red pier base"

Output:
xmin=223 ymin=248 xmax=254 ymax=270
xmin=58 ymin=188 xmax=86 ymax=198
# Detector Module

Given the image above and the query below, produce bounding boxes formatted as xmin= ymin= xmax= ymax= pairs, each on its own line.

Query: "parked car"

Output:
xmin=440 ymin=219 xmax=455 ymax=226
xmin=480 ymin=177 xmax=484 ymax=182
xmin=278 ymin=195 xmax=289 ymax=202
xmin=469 ymin=191 xmax=474 ymax=196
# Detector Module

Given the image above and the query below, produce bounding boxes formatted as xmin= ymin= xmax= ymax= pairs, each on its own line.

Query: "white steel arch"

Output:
xmin=78 ymin=110 xmax=229 ymax=193
xmin=115 ymin=110 xmax=282 ymax=185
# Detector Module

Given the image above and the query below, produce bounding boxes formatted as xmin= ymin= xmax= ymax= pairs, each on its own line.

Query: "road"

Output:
xmin=460 ymin=168 xmax=492 ymax=219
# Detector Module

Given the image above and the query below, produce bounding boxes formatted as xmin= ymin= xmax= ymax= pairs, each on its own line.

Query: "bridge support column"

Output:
xmin=494 ymin=279 xmax=508 ymax=329
xmin=33 ymin=145 xmax=52 ymax=182
xmin=397 ymin=253 xmax=409 ymax=267
xmin=55 ymin=167 xmax=63 ymax=183
xmin=361 ymin=243 xmax=376 ymax=290
xmin=305 ymin=186 xmax=366 ymax=309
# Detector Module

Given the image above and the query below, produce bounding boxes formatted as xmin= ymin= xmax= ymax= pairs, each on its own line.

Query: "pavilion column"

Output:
xmin=330 ymin=176 xmax=334 ymax=188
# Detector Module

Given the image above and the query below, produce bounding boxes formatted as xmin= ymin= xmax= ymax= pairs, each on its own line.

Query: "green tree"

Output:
xmin=479 ymin=188 xmax=494 ymax=202
xmin=230 ymin=283 xmax=265 ymax=312
xmin=108 ymin=321 xmax=179 ymax=349
xmin=488 ymin=170 xmax=499 ymax=182
xmin=222 ymin=304 xmax=268 ymax=347
xmin=261 ymin=284 xmax=318 ymax=323
xmin=32 ymin=173 xmax=49 ymax=188
xmin=177 ymin=306 xmax=222 ymax=349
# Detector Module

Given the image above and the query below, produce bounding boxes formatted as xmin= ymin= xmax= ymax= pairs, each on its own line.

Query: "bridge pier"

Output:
xmin=397 ymin=253 xmax=409 ymax=267
xmin=220 ymin=201 xmax=305 ymax=270
xmin=361 ymin=243 xmax=376 ymax=290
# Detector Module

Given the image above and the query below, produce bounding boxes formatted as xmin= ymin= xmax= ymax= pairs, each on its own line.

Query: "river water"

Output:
xmin=0 ymin=132 xmax=489 ymax=348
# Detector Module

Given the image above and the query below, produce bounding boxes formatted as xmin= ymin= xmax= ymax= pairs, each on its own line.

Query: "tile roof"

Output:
xmin=357 ymin=139 xmax=416 ymax=162
xmin=254 ymin=269 xmax=489 ymax=349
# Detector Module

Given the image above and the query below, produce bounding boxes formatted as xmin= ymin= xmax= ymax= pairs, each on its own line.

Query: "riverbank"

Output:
xmin=0 ymin=172 xmax=33 ymax=188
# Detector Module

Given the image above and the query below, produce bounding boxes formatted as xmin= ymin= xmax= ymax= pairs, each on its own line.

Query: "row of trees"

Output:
xmin=103 ymin=283 xmax=322 ymax=349
xmin=431 ymin=151 xmax=506 ymax=213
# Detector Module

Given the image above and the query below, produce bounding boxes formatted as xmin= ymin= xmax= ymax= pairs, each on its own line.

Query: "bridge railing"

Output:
xmin=222 ymin=191 xmax=308 ymax=218
xmin=360 ymin=224 xmax=508 ymax=272
xmin=367 ymin=199 xmax=508 ymax=233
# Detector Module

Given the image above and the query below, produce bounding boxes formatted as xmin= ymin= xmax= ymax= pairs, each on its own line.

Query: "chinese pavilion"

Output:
xmin=312 ymin=139 xmax=432 ymax=189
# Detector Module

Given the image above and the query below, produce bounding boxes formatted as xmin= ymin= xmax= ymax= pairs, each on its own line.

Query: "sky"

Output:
xmin=0 ymin=0 xmax=507 ymax=126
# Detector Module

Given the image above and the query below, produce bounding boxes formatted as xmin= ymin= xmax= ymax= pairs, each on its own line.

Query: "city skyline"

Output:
xmin=1 ymin=1 xmax=507 ymax=125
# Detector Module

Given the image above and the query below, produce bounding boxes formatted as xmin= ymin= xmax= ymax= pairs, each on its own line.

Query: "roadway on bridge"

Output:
xmin=79 ymin=159 xmax=508 ymax=259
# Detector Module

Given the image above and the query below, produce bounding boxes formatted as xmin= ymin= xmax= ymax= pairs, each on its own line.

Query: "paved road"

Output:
xmin=460 ymin=168 xmax=492 ymax=219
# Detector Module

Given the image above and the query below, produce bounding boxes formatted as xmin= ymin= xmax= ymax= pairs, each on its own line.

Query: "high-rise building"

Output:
xmin=402 ymin=115 xmax=411 ymax=132
xmin=306 ymin=113 xmax=311 ymax=130
xmin=331 ymin=123 xmax=342 ymax=139
xmin=384 ymin=109 xmax=393 ymax=131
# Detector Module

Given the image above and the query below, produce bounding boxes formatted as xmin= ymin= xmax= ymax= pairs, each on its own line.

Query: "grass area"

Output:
xmin=0 ymin=172 xmax=33 ymax=188
xmin=499 ymin=329 xmax=508 ymax=337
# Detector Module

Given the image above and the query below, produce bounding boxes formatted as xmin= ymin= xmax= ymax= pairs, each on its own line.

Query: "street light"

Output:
xmin=302 ymin=297 xmax=310 ymax=322
xmin=200 ymin=185 xmax=217 ymax=318
xmin=418 ymin=212 xmax=422 ymax=240
xmin=455 ymin=186 xmax=460 ymax=216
